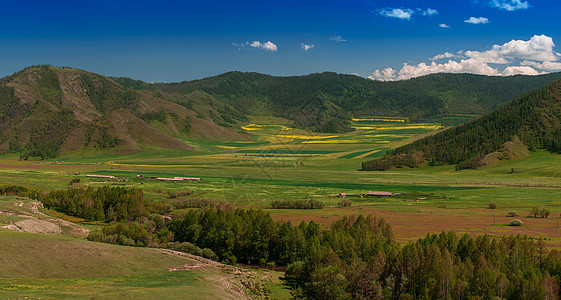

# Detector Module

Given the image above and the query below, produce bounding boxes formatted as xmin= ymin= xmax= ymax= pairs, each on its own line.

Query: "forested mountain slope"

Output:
xmin=115 ymin=71 xmax=561 ymax=132
xmin=362 ymin=77 xmax=561 ymax=170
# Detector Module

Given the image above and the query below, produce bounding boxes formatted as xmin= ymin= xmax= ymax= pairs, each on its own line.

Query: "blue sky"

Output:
xmin=0 ymin=0 xmax=560 ymax=82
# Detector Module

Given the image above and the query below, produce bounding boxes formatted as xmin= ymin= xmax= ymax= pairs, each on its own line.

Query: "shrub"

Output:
xmin=506 ymin=211 xmax=518 ymax=217
xmin=509 ymin=219 xmax=523 ymax=226
xmin=488 ymin=201 xmax=497 ymax=209
xmin=337 ymin=199 xmax=352 ymax=208
xmin=69 ymin=178 xmax=80 ymax=185
xmin=167 ymin=190 xmax=193 ymax=198
xmin=539 ymin=208 xmax=550 ymax=218
xmin=530 ymin=207 xmax=539 ymax=218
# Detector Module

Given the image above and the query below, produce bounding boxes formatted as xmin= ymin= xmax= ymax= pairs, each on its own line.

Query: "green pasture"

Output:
xmin=2 ymin=115 xmax=561 ymax=236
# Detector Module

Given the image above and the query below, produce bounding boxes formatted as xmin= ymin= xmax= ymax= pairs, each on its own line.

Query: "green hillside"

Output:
xmin=0 ymin=66 xmax=250 ymax=159
xmin=362 ymin=77 xmax=561 ymax=170
xmin=116 ymin=71 xmax=561 ymax=132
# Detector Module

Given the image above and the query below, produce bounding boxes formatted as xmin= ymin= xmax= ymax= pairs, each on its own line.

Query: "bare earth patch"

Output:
xmin=14 ymin=219 xmax=61 ymax=234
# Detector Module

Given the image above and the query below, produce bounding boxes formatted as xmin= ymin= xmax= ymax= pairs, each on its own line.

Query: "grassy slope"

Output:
xmin=0 ymin=195 xmax=289 ymax=299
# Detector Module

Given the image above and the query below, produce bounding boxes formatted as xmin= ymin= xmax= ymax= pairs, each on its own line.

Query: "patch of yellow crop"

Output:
xmin=274 ymin=134 xmax=338 ymax=140
xmin=303 ymin=139 xmax=362 ymax=144
xmin=363 ymin=134 xmax=395 ymax=137
xmin=217 ymin=146 xmax=238 ymax=149
xmin=241 ymin=124 xmax=263 ymax=130
xmin=352 ymin=118 xmax=406 ymax=122
xmin=376 ymin=125 xmax=441 ymax=130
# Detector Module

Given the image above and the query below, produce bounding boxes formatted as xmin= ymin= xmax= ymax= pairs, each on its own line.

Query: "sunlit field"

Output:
xmin=3 ymin=116 xmax=561 ymax=247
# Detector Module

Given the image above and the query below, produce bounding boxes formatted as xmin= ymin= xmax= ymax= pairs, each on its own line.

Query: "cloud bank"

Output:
xmin=369 ymin=35 xmax=561 ymax=81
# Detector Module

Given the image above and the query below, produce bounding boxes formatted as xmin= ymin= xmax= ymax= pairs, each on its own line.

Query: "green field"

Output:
xmin=4 ymin=116 xmax=561 ymax=297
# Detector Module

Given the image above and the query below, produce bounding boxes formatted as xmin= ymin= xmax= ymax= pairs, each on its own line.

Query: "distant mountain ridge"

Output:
xmin=115 ymin=71 xmax=561 ymax=133
xmin=362 ymin=77 xmax=561 ymax=170
xmin=2 ymin=65 xmax=561 ymax=159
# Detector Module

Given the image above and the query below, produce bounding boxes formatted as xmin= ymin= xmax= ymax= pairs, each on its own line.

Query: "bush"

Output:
xmin=509 ymin=219 xmax=523 ymax=226
xmin=69 ymin=178 xmax=80 ymax=185
xmin=337 ymin=199 xmax=352 ymax=208
xmin=506 ymin=211 xmax=518 ymax=217
xmin=488 ymin=201 xmax=497 ymax=209
xmin=530 ymin=207 xmax=550 ymax=218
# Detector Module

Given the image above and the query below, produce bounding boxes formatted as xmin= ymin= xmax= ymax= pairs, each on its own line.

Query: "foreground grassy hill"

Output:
xmin=363 ymin=76 xmax=561 ymax=170
xmin=0 ymin=196 xmax=288 ymax=299
xmin=116 ymin=71 xmax=561 ymax=132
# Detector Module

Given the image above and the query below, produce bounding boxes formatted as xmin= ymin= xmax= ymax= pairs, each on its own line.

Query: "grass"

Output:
xmin=0 ymin=229 xmax=289 ymax=299
xmin=5 ymin=115 xmax=561 ymax=296
xmin=4 ymin=115 xmax=561 ymax=296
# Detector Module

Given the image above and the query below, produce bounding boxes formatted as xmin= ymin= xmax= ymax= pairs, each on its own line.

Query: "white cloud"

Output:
xmin=376 ymin=7 xmax=438 ymax=20
xmin=465 ymin=34 xmax=558 ymax=62
xmin=502 ymin=66 xmax=539 ymax=76
xmin=369 ymin=35 xmax=561 ymax=81
xmin=491 ymin=0 xmax=530 ymax=11
xmin=378 ymin=8 xmax=414 ymax=20
xmin=465 ymin=17 xmax=489 ymax=24
xmin=369 ymin=68 xmax=397 ymax=81
xmin=431 ymin=52 xmax=455 ymax=60
xmin=422 ymin=8 xmax=439 ymax=16
xmin=521 ymin=60 xmax=561 ymax=71
xmin=439 ymin=24 xmax=451 ymax=28
xmin=301 ymin=43 xmax=314 ymax=51
xmin=329 ymin=34 xmax=346 ymax=42
xmin=247 ymin=41 xmax=277 ymax=52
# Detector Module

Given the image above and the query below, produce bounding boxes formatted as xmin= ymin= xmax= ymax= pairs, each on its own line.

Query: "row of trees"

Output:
xmin=270 ymin=199 xmax=325 ymax=209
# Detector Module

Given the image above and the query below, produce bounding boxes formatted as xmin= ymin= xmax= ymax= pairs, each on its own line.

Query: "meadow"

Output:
xmin=2 ymin=115 xmax=561 ymax=249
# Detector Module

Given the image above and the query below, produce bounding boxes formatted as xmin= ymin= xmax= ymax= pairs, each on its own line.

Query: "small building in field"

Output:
xmin=365 ymin=191 xmax=393 ymax=197
xmin=156 ymin=177 xmax=184 ymax=182
xmin=174 ymin=177 xmax=202 ymax=181
xmin=86 ymin=175 xmax=115 ymax=179
xmin=338 ymin=193 xmax=347 ymax=198
xmin=155 ymin=177 xmax=203 ymax=182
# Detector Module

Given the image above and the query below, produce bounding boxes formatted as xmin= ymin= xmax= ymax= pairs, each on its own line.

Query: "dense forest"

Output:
xmin=363 ymin=77 xmax=561 ymax=170
xmin=115 ymin=71 xmax=561 ymax=133
xmin=18 ymin=185 xmax=561 ymax=299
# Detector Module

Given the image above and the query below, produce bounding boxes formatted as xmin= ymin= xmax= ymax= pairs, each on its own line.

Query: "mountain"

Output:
xmin=362 ymin=77 xmax=561 ymax=171
xmin=2 ymin=65 xmax=561 ymax=160
xmin=0 ymin=65 xmax=249 ymax=159
xmin=115 ymin=71 xmax=561 ymax=132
